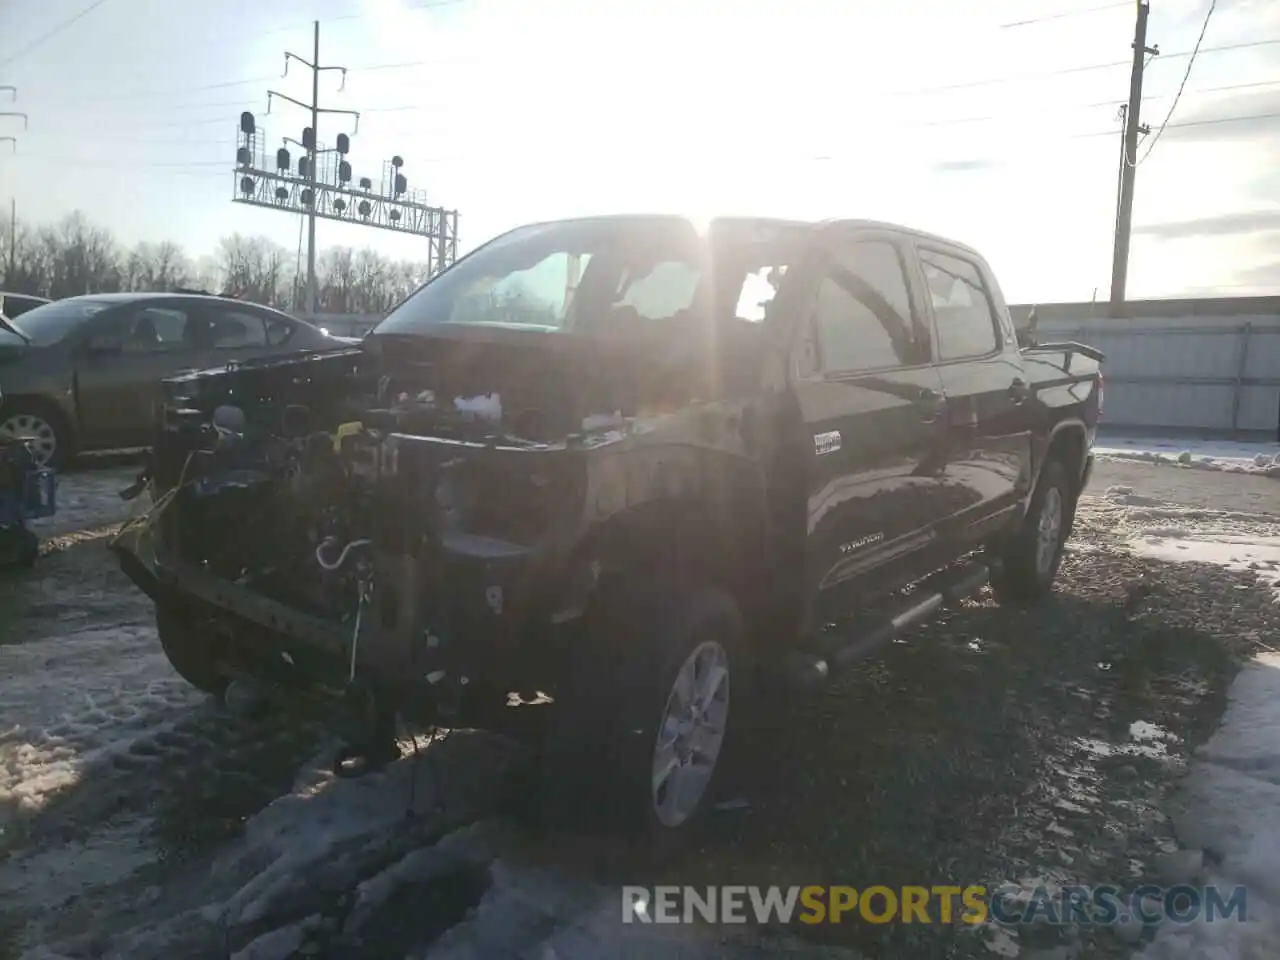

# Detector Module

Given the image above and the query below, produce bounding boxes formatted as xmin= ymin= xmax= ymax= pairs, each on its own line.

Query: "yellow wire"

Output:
xmin=110 ymin=451 xmax=194 ymax=547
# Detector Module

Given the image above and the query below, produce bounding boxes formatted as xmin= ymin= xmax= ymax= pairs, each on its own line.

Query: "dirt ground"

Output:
xmin=0 ymin=458 xmax=1277 ymax=959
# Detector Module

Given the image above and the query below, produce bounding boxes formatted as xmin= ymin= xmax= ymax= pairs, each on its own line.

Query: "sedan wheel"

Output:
xmin=0 ymin=412 xmax=59 ymax=467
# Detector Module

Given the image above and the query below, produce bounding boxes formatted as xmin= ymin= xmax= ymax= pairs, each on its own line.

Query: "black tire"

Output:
xmin=533 ymin=578 xmax=745 ymax=844
xmin=990 ymin=458 xmax=1072 ymax=606
xmin=155 ymin=602 xmax=229 ymax=697
xmin=0 ymin=399 xmax=74 ymax=470
xmin=16 ymin=527 xmax=38 ymax=568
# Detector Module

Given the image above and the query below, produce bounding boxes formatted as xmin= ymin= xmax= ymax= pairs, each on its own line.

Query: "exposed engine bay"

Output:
xmin=118 ymin=316 xmax=766 ymax=707
xmin=113 ymin=214 xmax=795 ymax=774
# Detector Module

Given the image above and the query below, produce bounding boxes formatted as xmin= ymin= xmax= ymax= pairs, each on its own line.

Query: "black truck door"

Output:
xmin=912 ymin=244 xmax=1033 ymax=549
xmin=793 ymin=230 xmax=951 ymax=626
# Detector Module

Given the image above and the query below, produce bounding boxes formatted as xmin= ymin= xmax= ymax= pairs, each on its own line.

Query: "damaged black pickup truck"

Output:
xmin=112 ymin=215 xmax=1103 ymax=837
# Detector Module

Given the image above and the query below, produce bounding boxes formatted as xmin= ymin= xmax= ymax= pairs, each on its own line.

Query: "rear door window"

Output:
xmin=920 ymin=249 xmax=1001 ymax=361
xmin=208 ymin=309 xmax=269 ymax=348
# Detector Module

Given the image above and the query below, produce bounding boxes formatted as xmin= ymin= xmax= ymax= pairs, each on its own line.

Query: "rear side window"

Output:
xmin=209 ymin=310 xmax=268 ymax=348
xmin=265 ymin=317 xmax=295 ymax=345
xmin=920 ymin=249 xmax=1000 ymax=361
xmin=813 ymin=240 xmax=919 ymax=374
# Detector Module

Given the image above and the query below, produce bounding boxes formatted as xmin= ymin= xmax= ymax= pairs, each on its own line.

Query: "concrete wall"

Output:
xmin=299 ymin=297 xmax=1280 ymax=437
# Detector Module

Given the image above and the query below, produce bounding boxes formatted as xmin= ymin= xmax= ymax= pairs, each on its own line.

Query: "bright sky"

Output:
xmin=1 ymin=0 xmax=1278 ymax=303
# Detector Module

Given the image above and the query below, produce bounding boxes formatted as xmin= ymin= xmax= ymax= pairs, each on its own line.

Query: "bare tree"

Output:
xmin=1 ymin=220 xmax=47 ymax=295
xmin=317 ymin=246 xmax=358 ymax=312
xmin=3 ymin=210 xmax=422 ymax=311
xmin=217 ymin=234 xmax=291 ymax=306
xmin=33 ymin=213 xmax=121 ymax=298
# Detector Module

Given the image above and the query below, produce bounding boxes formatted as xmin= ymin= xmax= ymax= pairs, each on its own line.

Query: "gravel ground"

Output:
xmin=0 ymin=460 xmax=1276 ymax=959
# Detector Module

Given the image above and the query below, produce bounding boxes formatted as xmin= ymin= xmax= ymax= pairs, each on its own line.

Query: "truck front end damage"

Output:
xmin=112 ymin=214 xmax=798 ymax=784
xmin=112 ymin=321 xmax=765 ymax=754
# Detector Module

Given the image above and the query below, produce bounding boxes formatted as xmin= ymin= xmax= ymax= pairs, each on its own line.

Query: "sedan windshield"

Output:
xmin=9 ymin=299 xmax=111 ymax=347
xmin=373 ymin=217 xmax=806 ymax=337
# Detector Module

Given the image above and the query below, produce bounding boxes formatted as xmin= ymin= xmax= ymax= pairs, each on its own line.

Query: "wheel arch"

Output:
xmin=546 ymin=472 xmax=774 ymax=658
xmin=1032 ymin=418 xmax=1089 ymax=497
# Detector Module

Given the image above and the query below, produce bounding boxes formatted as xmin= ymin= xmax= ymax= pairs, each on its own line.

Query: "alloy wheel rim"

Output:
xmin=1036 ymin=486 xmax=1063 ymax=576
xmin=0 ymin=414 xmax=56 ymax=466
xmin=651 ymin=639 xmax=730 ymax=828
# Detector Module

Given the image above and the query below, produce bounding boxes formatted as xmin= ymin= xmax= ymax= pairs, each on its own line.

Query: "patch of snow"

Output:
xmin=581 ymin=410 xmax=623 ymax=432
xmin=1094 ymin=434 xmax=1280 ymax=478
xmin=1128 ymin=533 xmax=1280 ymax=602
xmin=0 ymin=626 xmax=201 ymax=821
xmin=0 ymin=625 xmax=205 ymax=912
xmin=1137 ymin=654 xmax=1280 ymax=959
xmin=453 ymin=394 xmax=502 ymax=421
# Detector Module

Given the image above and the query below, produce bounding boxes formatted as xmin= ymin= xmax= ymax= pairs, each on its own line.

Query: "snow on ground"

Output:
xmin=1130 ymin=535 xmax=1280 ymax=603
xmin=1094 ymin=433 xmax=1280 ymax=478
xmin=1082 ymin=486 xmax=1280 ymax=959
xmin=1135 ymin=655 xmax=1280 ymax=960
xmin=5 ymin=457 xmax=1280 ymax=959
xmin=2 ymin=463 xmax=863 ymax=960
xmin=27 ymin=465 xmax=140 ymax=539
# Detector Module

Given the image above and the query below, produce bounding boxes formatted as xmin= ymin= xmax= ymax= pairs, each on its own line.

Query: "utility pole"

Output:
xmin=0 ymin=88 xmax=22 ymax=286
xmin=7 ymin=198 xmax=14 ymax=285
xmin=267 ymin=22 xmax=354 ymax=315
xmin=307 ymin=22 xmax=320 ymax=315
xmin=1110 ymin=1 xmax=1158 ymax=309
xmin=235 ymin=43 xmax=460 ymax=300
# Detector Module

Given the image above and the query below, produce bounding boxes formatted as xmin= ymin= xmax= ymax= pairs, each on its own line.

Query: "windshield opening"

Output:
xmin=10 ymin=299 xmax=111 ymax=347
xmin=372 ymin=218 xmax=805 ymax=338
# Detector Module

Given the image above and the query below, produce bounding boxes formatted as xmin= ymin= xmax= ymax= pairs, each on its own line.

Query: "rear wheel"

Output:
xmin=991 ymin=458 xmax=1072 ymax=605
xmin=155 ymin=602 xmax=229 ymax=697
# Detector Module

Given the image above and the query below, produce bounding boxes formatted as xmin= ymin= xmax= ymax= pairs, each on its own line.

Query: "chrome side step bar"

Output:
xmin=784 ymin=561 xmax=990 ymax=689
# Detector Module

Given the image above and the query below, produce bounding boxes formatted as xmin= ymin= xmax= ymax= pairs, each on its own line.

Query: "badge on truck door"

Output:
xmin=814 ymin=430 xmax=842 ymax=456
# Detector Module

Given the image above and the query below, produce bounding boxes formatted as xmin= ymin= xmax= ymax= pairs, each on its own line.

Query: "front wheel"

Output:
xmin=0 ymin=401 xmax=72 ymax=469
xmin=155 ymin=602 xmax=229 ymax=697
xmin=535 ymin=581 xmax=744 ymax=840
xmin=990 ymin=458 xmax=1072 ymax=606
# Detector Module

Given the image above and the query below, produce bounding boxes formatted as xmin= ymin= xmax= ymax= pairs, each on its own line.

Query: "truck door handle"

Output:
xmin=1009 ymin=378 xmax=1031 ymax=404
xmin=915 ymin=387 xmax=944 ymax=422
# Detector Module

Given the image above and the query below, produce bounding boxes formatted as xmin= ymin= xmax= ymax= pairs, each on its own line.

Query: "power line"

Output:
xmin=1137 ymin=0 xmax=1217 ymax=165
xmin=0 ymin=0 xmax=113 ymax=71
xmin=21 ymin=31 xmax=1280 ymax=118
xmin=10 ymin=104 xmax=1280 ymax=179
xmin=10 ymin=153 xmax=227 ymax=172
xmin=999 ymin=2 xmax=1129 ymax=29
xmin=30 ymin=78 xmax=277 ymax=107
